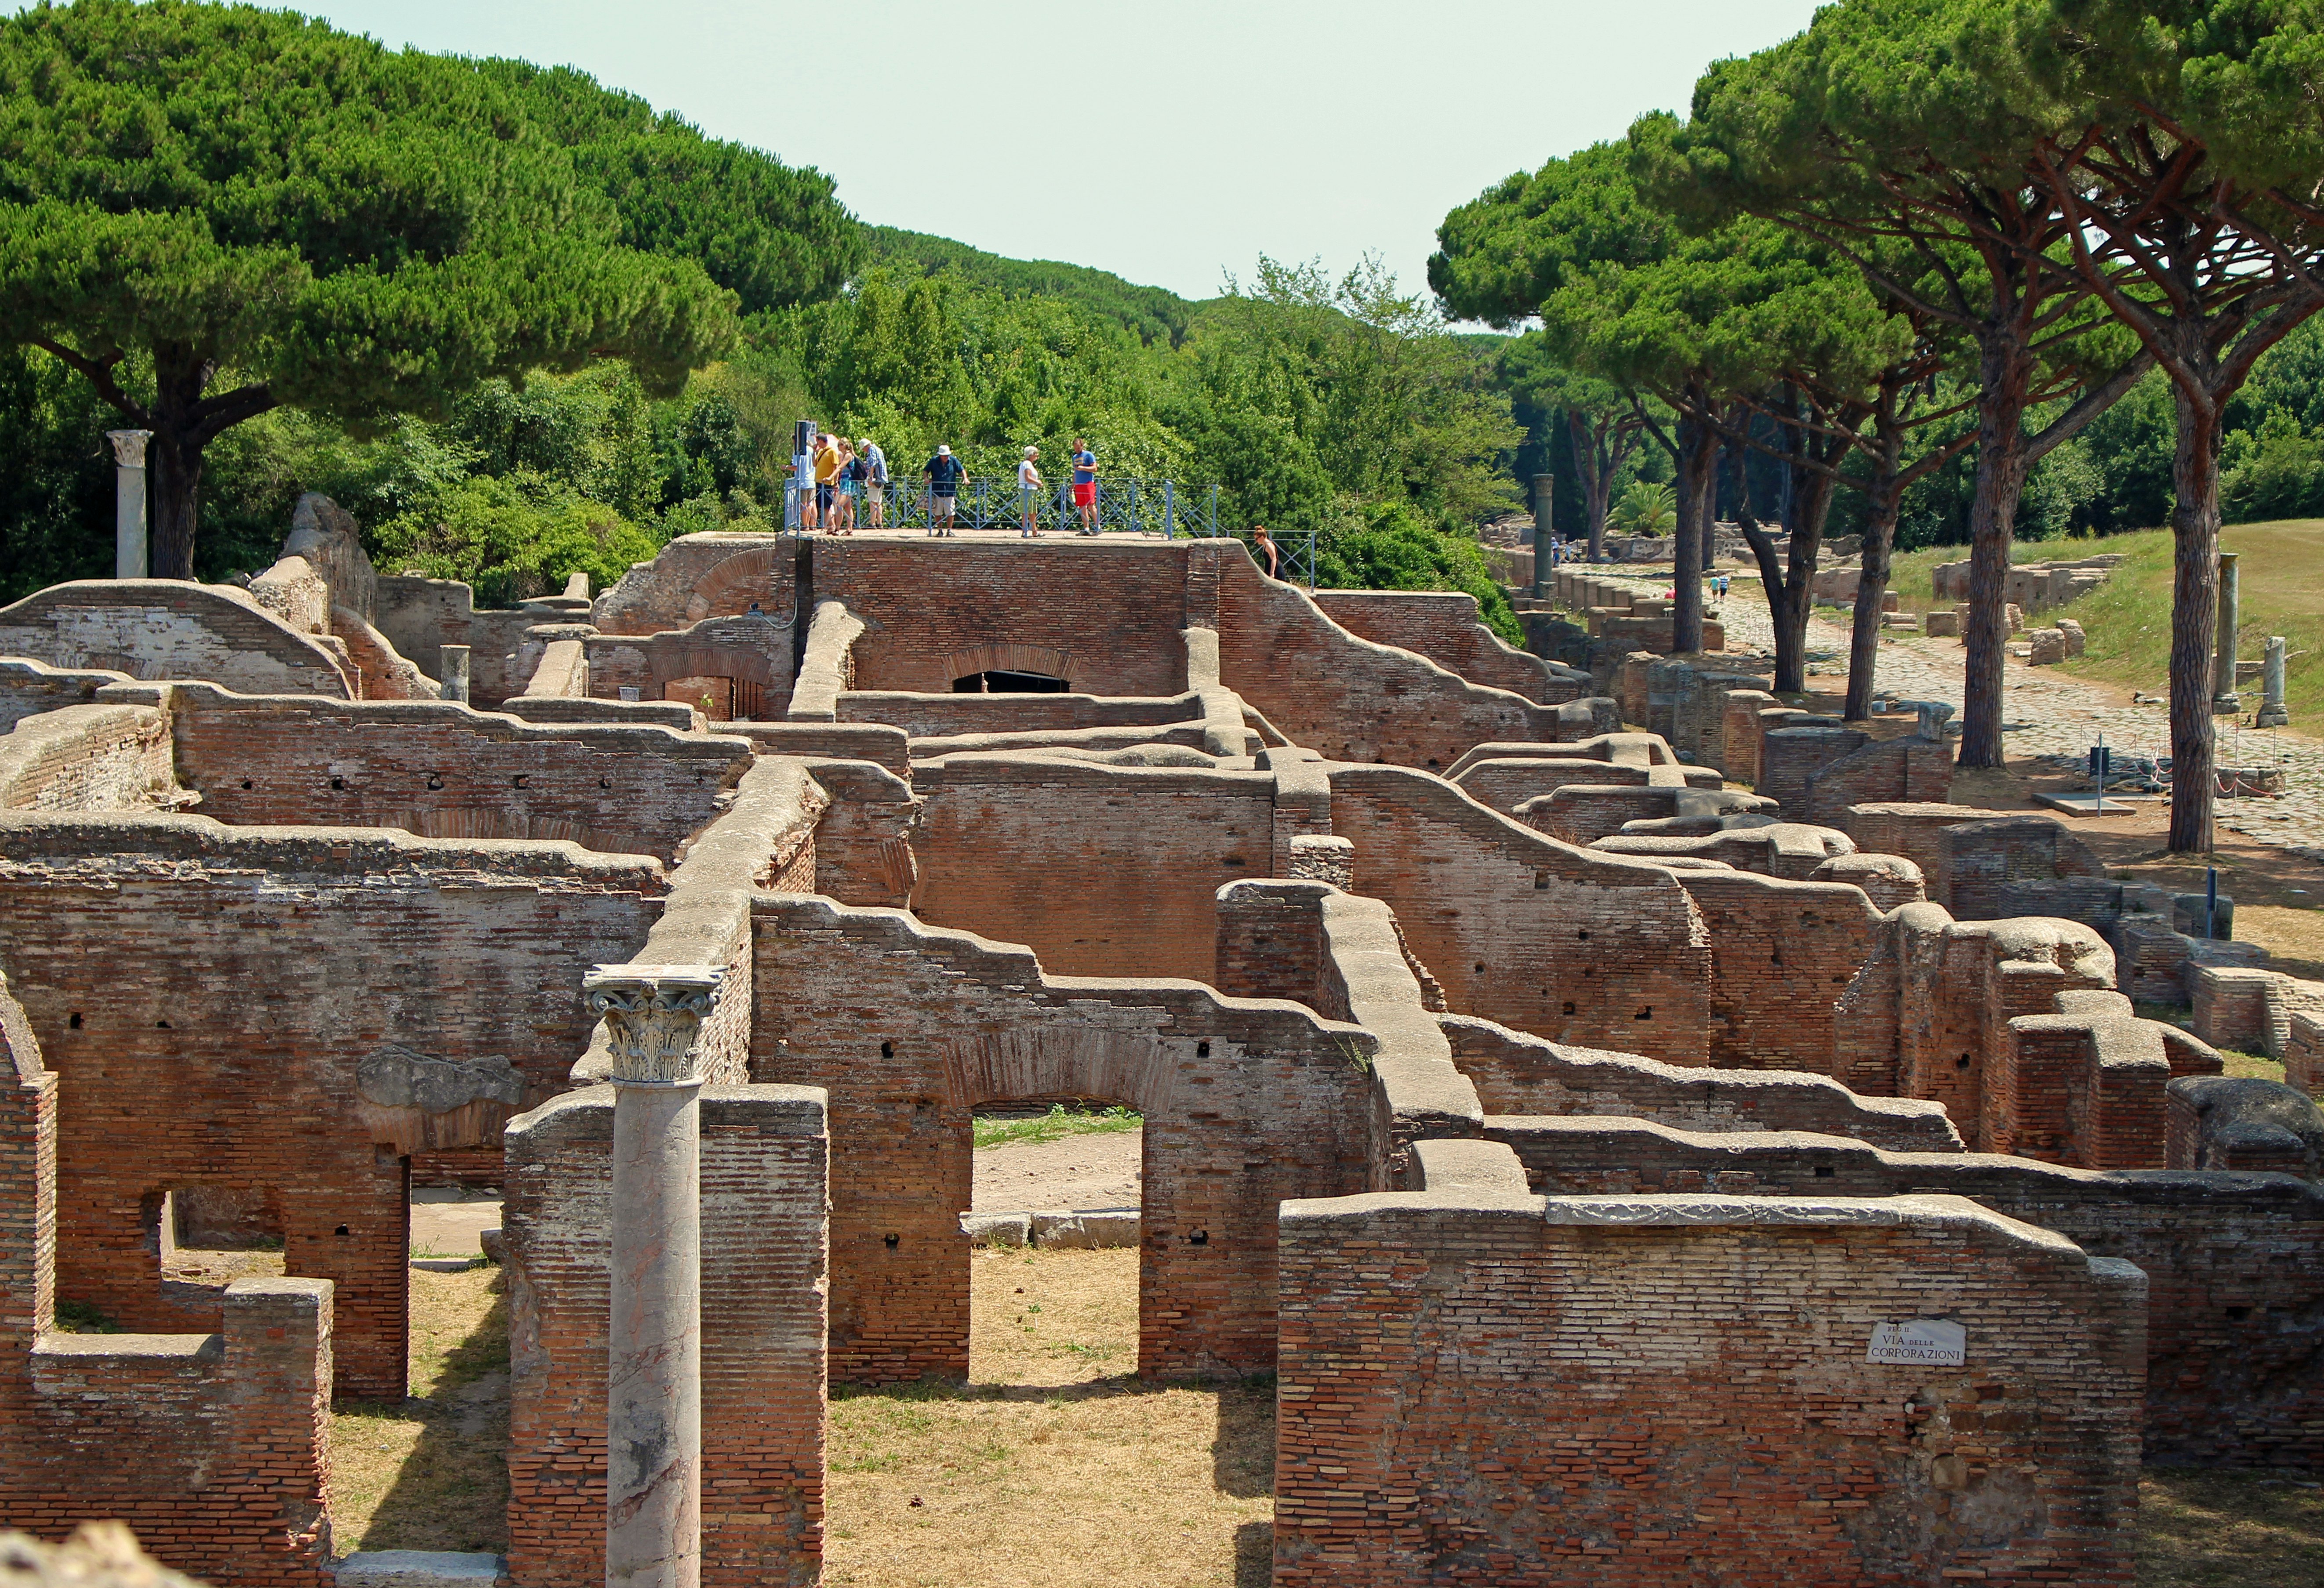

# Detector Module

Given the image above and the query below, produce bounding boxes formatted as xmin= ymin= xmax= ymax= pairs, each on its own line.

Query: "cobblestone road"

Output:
xmin=1670 ymin=576 xmax=2324 ymax=859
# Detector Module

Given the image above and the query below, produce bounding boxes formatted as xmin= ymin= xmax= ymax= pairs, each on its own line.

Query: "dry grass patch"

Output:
xmin=824 ymin=1246 xmax=1273 ymax=1588
xmin=329 ymin=1263 xmax=509 ymax=1555
xmin=2237 ymin=904 xmax=2324 ymax=983
xmin=2138 ymin=1469 xmax=2324 ymax=1586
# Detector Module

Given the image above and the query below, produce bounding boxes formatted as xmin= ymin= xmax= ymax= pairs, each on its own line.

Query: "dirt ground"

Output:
xmin=972 ymin=1130 xmax=1142 ymax=1212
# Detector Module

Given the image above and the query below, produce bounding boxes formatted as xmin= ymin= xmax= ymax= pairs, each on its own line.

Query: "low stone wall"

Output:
xmin=163 ymin=682 xmax=757 ymax=863
xmin=0 ymin=705 xmax=173 ymax=813
xmin=1310 ymin=589 xmax=1587 ymax=703
xmin=0 ymin=657 xmax=134 ymax=733
xmin=1274 ymin=1182 xmax=2144 ymax=1586
xmin=1438 ymin=1012 xmax=1959 ymax=1150
xmin=0 ymin=582 xmax=352 ymax=699
xmin=1485 ymin=1111 xmax=2323 ymax=1467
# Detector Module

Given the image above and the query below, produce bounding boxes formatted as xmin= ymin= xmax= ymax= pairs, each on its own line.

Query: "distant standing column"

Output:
xmin=585 ymin=964 xmax=725 ymax=1588
xmin=438 ymin=645 xmax=471 ymax=705
xmin=1531 ymin=474 xmax=1554 ymax=601
xmin=108 ymin=430 xmax=153 ymax=579
xmin=2259 ymin=635 xmax=2290 ymax=728
xmin=2213 ymin=551 xmax=2242 ymax=714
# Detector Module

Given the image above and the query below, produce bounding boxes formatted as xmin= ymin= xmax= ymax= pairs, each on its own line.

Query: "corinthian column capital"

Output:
xmin=584 ymin=964 xmax=725 ymax=1085
xmin=106 ymin=429 xmax=153 ymax=468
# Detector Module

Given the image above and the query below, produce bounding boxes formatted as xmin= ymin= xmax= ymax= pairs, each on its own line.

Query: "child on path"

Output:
xmin=1017 ymin=445 xmax=1043 ymax=537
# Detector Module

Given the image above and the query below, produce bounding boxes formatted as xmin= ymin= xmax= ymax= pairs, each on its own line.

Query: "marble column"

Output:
xmin=2213 ymin=551 xmax=2242 ymax=714
xmin=583 ymin=964 xmax=724 ymax=1588
xmin=2259 ymin=635 xmax=2290 ymax=728
xmin=1531 ymin=474 xmax=1554 ymax=600
xmin=107 ymin=430 xmax=153 ymax=579
xmin=438 ymin=645 xmax=471 ymax=705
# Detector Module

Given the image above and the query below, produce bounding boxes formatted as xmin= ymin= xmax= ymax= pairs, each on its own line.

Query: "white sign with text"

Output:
xmin=1866 ymin=1319 xmax=1967 ymax=1366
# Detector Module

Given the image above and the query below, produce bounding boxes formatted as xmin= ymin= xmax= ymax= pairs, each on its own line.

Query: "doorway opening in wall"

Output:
xmin=146 ymin=1184 xmax=287 ymax=1312
xmin=822 ymin=1098 xmax=1276 ymax=1586
xmin=327 ymin=1167 xmax=511 ymax=1556
xmin=952 ymin=668 xmax=1070 ymax=694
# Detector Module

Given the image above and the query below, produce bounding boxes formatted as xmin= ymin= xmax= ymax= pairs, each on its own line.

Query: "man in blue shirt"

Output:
xmin=923 ymin=445 xmax=967 ymax=537
xmin=1070 ymin=437 xmax=1099 ymax=536
xmin=860 ymin=436 xmax=890 ymax=529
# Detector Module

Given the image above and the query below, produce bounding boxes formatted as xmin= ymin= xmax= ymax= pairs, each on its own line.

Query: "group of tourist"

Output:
xmin=795 ymin=432 xmax=889 ymax=534
xmin=794 ymin=432 xmax=1104 ymax=538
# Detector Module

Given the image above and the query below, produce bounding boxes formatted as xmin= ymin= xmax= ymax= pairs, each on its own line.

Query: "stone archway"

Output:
xmin=683 ymin=547 xmax=786 ymax=625
xmin=939 ymin=642 xmax=1075 ymax=691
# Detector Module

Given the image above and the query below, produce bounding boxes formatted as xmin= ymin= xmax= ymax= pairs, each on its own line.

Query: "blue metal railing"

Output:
xmin=788 ymin=475 xmax=1221 ymax=537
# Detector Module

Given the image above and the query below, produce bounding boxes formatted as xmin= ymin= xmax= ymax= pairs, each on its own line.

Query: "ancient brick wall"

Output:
xmin=1799 ymin=734 xmax=1952 ymax=826
xmin=1438 ymin=1012 xmax=1961 ymax=1151
xmin=1671 ymin=870 xmax=1884 ymax=1075
xmin=589 ymin=535 xmax=789 ymax=638
xmin=1325 ymin=765 xmax=1712 ymax=1063
xmin=837 ymin=690 xmax=1204 ymax=739
xmin=585 ymin=615 xmax=797 ymax=722
xmin=810 ymin=540 xmax=1194 ymax=696
xmin=0 ymin=583 xmax=351 ymax=698
xmin=1309 ymin=591 xmax=1568 ymax=701
xmin=749 ymin=894 xmax=1378 ymax=1382
xmin=0 ymin=817 xmax=663 ymax=1399
xmin=502 ymin=1085 xmax=828 ymax=1588
xmin=1216 ymin=548 xmax=1573 ymax=770
xmin=804 ymin=759 xmax=920 ymax=908
xmin=0 ymin=705 xmax=173 ymax=813
xmin=909 ymin=755 xmax=1277 ymax=981
xmin=1940 ymin=818 xmax=2112 ymax=922
xmin=0 ymin=984 xmax=334 ymax=1585
xmin=370 ymin=577 xmax=549 ymax=707
xmin=1487 ymin=1112 xmax=2324 ymax=1466
xmin=1274 ymin=1188 xmax=2145 ymax=1586
xmin=166 ymin=685 xmax=756 ymax=862
xmin=0 ymin=659 xmax=132 ymax=734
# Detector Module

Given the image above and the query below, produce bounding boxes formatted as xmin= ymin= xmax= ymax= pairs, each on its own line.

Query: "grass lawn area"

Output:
xmin=973 ymin=1102 xmax=1143 ymax=1151
xmin=1887 ymin=521 xmax=2324 ymax=725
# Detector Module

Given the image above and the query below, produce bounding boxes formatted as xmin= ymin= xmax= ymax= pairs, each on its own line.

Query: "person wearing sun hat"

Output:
xmin=923 ymin=443 xmax=966 ymax=537
xmin=1016 ymin=444 xmax=1043 ymax=537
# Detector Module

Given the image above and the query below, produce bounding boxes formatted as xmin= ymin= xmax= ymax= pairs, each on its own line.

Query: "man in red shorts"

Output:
xmin=1070 ymin=437 xmax=1100 ymax=536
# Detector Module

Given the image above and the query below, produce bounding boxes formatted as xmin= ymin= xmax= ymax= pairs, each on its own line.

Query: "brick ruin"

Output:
xmin=0 ymin=503 xmax=2317 ymax=1586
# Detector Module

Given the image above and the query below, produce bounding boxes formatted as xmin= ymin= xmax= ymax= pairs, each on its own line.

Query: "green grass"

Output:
xmin=1885 ymin=522 xmax=2324 ymax=726
xmin=972 ymin=1103 xmax=1142 ymax=1151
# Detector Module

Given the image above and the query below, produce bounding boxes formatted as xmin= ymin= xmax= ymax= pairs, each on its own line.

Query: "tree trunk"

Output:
xmin=145 ymin=345 xmax=211 ymax=581
xmin=1775 ymin=463 xmax=1837 ymax=695
xmin=1569 ymin=410 xmax=1610 ymax=559
xmin=2166 ymin=377 xmax=2223 ymax=854
xmin=1959 ymin=333 xmax=2035 ymax=768
xmin=1846 ymin=450 xmax=1904 ymax=724
xmin=1672 ymin=406 xmax=1715 ymax=656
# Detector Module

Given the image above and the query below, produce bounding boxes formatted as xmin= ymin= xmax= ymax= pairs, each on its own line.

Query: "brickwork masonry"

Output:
xmin=1274 ymin=1183 xmax=2145 ymax=1586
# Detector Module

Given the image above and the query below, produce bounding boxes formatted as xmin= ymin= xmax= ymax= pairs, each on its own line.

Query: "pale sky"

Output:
xmin=86 ymin=0 xmax=1828 ymax=303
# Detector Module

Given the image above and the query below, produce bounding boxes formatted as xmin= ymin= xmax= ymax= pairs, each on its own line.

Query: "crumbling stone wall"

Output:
xmin=749 ymin=894 xmax=1379 ymax=1382
xmin=0 ymin=660 xmax=133 ymax=735
xmin=163 ymin=684 xmax=758 ymax=862
xmin=0 ymin=706 xmax=173 ymax=814
xmin=371 ymin=576 xmax=556 ymax=707
xmin=909 ymin=754 xmax=1278 ymax=981
xmin=585 ymin=614 xmax=796 ymax=721
xmin=1488 ymin=1113 xmax=2322 ymax=1467
xmin=0 ymin=817 xmax=663 ymax=1399
xmin=503 ymin=1085 xmax=828 ymax=1588
xmin=0 ymin=978 xmax=334 ymax=1586
xmin=1310 ymin=590 xmax=1583 ymax=702
xmin=1325 ymin=764 xmax=1713 ymax=1063
xmin=1274 ymin=1183 xmax=2145 ymax=1586
xmin=0 ymin=583 xmax=351 ymax=699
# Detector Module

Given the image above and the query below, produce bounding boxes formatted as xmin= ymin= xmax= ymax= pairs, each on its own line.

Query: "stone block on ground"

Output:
xmin=335 ymin=1554 xmax=507 ymax=1588
xmin=2026 ymin=627 xmax=2068 ymax=667
xmin=1922 ymin=609 xmax=1961 ymax=638
xmin=1029 ymin=1207 xmax=1140 ymax=1249
xmin=961 ymin=1211 xmax=1032 ymax=1248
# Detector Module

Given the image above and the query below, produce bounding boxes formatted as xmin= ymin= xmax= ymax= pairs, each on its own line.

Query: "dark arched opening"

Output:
xmin=952 ymin=669 xmax=1071 ymax=694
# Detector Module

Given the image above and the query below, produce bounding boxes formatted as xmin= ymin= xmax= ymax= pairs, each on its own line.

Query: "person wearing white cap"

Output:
xmin=923 ymin=443 xmax=966 ymax=537
xmin=1017 ymin=444 xmax=1043 ymax=537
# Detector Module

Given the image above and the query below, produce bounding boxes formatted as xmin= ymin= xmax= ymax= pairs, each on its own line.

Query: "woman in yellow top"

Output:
xmin=812 ymin=433 xmax=845 ymax=531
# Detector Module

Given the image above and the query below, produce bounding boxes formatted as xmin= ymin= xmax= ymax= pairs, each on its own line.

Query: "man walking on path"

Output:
xmin=924 ymin=444 xmax=966 ymax=537
xmin=1017 ymin=445 xmax=1044 ymax=537
xmin=861 ymin=436 xmax=889 ymax=529
xmin=1071 ymin=437 xmax=1100 ymax=535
